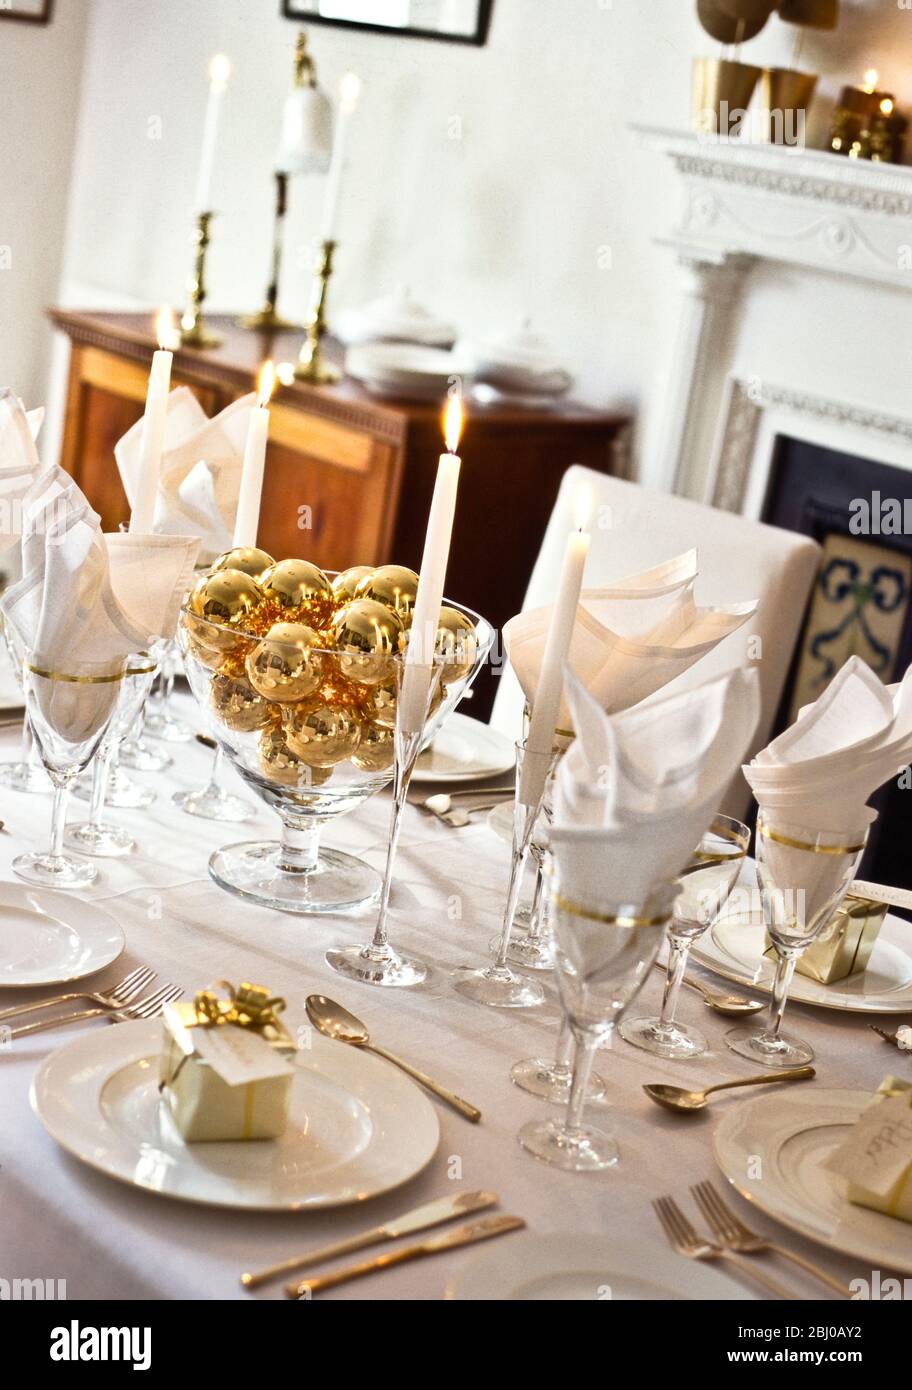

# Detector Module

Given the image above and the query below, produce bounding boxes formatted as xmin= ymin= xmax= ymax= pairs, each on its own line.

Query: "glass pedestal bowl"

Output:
xmin=178 ymin=597 xmax=492 ymax=915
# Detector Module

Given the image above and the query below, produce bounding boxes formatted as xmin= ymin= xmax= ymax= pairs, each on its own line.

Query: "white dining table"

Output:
xmin=0 ymin=699 xmax=906 ymax=1302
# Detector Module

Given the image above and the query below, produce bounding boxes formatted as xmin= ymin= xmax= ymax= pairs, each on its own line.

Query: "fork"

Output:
xmin=0 ymin=965 xmax=156 ymax=1025
xmin=691 ymin=1181 xmax=851 ymax=1297
xmin=5 ymin=983 xmax=182 ymax=1041
xmin=653 ymin=1194 xmax=796 ymax=1299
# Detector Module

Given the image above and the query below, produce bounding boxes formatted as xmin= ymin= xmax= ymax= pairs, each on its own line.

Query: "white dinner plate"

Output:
xmin=714 ymin=1087 xmax=912 ymax=1275
xmin=446 ymin=1232 xmax=758 ymax=1300
xmin=413 ymin=713 xmax=515 ymax=784
xmin=32 ymin=1020 xmax=440 ymax=1211
xmin=691 ymin=908 xmax=912 ymax=1014
xmin=0 ymin=883 xmax=124 ymax=988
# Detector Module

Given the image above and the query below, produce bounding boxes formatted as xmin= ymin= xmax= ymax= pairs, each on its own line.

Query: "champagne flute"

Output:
xmin=726 ymin=814 xmax=872 ymax=1068
xmin=619 ymin=815 xmax=749 ymax=1059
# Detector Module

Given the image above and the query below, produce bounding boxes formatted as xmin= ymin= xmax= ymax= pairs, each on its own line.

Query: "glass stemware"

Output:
xmin=726 ymin=814 xmax=872 ymax=1068
xmin=118 ymin=702 xmax=172 ymax=773
xmin=619 ymin=815 xmax=749 ymax=1059
xmin=511 ymin=1015 xmax=609 ymax=1105
xmin=325 ymin=658 xmax=445 ymax=988
xmin=13 ymin=653 xmax=127 ymax=888
xmin=0 ymin=619 xmax=49 ymax=793
xmin=453 ymin=739 xmax=552 ymax=1008
xmin=519 ymin=860 xmax=675 ymax=1171
xmin=65 ymin=654 xmax=159 ymax=858
xmin=173 ymin=740 xmax=252 ymax=822
xmin=143 ymin=641 xmax=192 ymax=743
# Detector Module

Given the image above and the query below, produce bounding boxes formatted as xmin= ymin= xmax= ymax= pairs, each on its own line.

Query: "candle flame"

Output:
xmin=443 ymin=396 xmax=464 ymax=454
xmin=880 ymin=97 xmax=894 ymax=116
xmin=340 ymin=71 xmax=361 ymax=113
xmin=257 ymin=360 xmax=277 ymax=408
xmin=573 ymin=483 xmax=592 ymax=532
xmin=209 ymin=53 xmax=232 ymax=87
xmin=155 ymin=305 xmax=177 ymax=350
xmin=862 ymin=68 xmax=878 ymax=93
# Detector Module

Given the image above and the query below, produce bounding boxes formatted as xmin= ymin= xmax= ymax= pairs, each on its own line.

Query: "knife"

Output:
xmin=286 ymin=1214 xmax=526 ymax=1298
xmin=241 ymin=1189 xmax=499 ymax=1290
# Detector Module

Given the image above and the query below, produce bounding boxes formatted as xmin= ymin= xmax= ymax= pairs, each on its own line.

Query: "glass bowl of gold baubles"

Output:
xmin=178 ymin=549 xmax=493 ymax=914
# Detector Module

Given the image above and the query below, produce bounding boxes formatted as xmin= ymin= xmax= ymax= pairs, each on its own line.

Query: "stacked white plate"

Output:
xmin=346 ymin=342 xmax=465 ymax=402
xmin=336 ymin=287 xmax=456 ymax=349
xmin=455 ymin=322 xmax=573 ymax=399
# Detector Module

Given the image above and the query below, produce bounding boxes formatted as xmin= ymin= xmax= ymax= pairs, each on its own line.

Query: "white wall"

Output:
xmin=32 ymin=0 xmax=912 ymax=473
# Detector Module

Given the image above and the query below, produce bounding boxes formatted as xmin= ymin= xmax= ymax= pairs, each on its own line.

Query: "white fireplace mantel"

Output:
xmin=634 ymin=126 xmax=912 ymax=497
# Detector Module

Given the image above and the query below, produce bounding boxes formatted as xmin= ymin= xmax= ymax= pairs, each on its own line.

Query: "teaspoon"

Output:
xmin=644 ymin=1065 xmax=815 ymax=1114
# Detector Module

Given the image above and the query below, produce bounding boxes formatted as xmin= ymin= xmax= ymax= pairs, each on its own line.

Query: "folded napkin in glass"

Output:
xmin=828 ymin=1076 xmax=912 ymax=1223
xmin=503 ymin=550 xmax=757 ymax=736
xmin=115 ymin=386 xmax=257 ymax=565
xmin=159 ymin=983 xmax=296 ymax=1142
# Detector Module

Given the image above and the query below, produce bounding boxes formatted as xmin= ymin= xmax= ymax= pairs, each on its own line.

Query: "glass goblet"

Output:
xmin=726 ymin=814 xmax=872 ymax=1068
xmin=511 ymin=1015 xmax=609 ymax=1105
xmin=519 ymin=860 xmax=675 ymax=1171
xmin=325 ymin=658 xmax=445 ymax=988
xmin=0 ymin=618 xmax=49 ymax=794
xmin=619 ymin=815 xmax=749 ymax=1060
xmin=174 ymin=739 xmax=252 ymax=822
xmin=13 ymin=654 xmax=127 ymax=888
xmin=143 ymin=640 xmax=192 ymax=743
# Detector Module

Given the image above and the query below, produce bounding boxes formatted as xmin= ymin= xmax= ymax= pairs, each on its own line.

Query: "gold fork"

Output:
xmin=0 ymin=965 xmax=156 ymax=1024
xmin=691 ymin=1180 xmax=851 ymax=1298
xmin=653 ymin=1195 xmax=795 ymax=1300
xmin=6 ymin=983 xmax=182 ymax=1040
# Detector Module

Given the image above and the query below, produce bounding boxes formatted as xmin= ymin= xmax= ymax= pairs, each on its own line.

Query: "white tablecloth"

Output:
xmin=0 ymin=701 xmax=907 ymax=1301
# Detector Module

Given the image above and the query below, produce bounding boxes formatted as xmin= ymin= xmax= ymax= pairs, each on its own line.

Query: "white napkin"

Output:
xmin=503 ymin=550 xmax=757 ymax=733
xmin=0 ymin=390 xmax=45 ymax=556
xmin=743 ymin=656 xmax=912 ymax=834
xmin=115 ymin=387 xmax=257 ymax=564
xmin=549 ymin=665 xmax=761 ymax=907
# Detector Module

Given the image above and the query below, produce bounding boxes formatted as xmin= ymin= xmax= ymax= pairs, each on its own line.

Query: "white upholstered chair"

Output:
xmin=490 ymin=467 xmax=821 ymax=817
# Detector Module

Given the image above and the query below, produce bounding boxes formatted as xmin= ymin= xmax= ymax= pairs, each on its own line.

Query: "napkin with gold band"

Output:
xmin=504 ymin=549 xmax=757 ymax=736
xmin=763 ymin=892 xmax=888 ymax=984
xmin=0 ymin=390 xmax=45 ymax=555
xmin=159 ymin=982 xmax=296 ymax=1142
xmin=115 ymin=387 xmax=257 ymax=565
xmin=828 ymin=1077 xmax=912 ymax=1224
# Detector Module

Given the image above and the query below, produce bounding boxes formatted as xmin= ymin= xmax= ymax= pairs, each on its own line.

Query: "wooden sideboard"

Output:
xmin=50 ymin=309 xmax=631 ymax=717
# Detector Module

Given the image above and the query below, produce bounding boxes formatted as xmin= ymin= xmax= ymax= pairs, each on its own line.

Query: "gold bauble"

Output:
xmin=185 ymin=570 xmax=264 ymax=653
xmin=354 ymin=564 xmax=419 ymax=621
xmin=261 ymin=559 xmax=333 ymax=612
xmin=435 ymin=606 xmax=477 ymax=683
xmin=332 ymin=565 xmax=374 ymax=604
xmin=209 ymin=672 xmax=273 ymax=732
xmin=184 ymin=628 xmax=228 ymax=672
xmin=245 ymin=622 xmax=322 ymax=703
xmin=353 ymin=721 xmax=395 ymax=772
xmin=259 ymin=727 xmax=332 ymax=788
xmin=331 ymin=599 xmax=402 ymax=687
xmin=282 ymin=702 xmax=362 ymax=768
xmin=211 ymin=547 xmax=276 ymax=584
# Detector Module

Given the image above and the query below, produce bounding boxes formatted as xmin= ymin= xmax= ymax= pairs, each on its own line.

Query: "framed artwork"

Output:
xmin=0 ymin=0 xmax=54 ymax=23
xmin=281 ymin=0 xmax=493 ymax=46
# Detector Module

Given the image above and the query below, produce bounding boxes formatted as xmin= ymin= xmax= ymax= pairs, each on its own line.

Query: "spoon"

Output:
xmin=422 ymin=790 xmax=512 ymax=817
xmin=306 ymin=994 xmax=481 ymax=1122
xmin=644 ymin=1065 xmax=815 ymax=1114
xmin=652 ymin=960 xmax=764 ymax=1016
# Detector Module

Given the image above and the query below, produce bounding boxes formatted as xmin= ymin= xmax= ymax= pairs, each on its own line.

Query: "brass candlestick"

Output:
xmin=294 ymin=239 xmax=339 ymax=384
xmin=180 ymin=211 xmax=222 ymax=349
xmin=239 ymin=172 xmax=301 ymax=333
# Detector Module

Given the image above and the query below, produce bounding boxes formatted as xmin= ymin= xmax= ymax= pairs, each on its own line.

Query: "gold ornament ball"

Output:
xmin=353 ymin=721 xmax=395 ymax=773
xmin=331 ymin=599 xmax=403 ymax=687
xmin=261 ymin=559 xmax=333 ymax=613
xmin=259 ymin=726 xmax=332 ymax=788
xmin=435 ymin=606 xmax=477 ymax=683
xmin=245 ymin=622 xmax=322 ymax=703
xmin=282 ymin=702 xmax=362 ymax=768
xmin=209 ymin=672 xmax=274 ymax=732
xmin=332 ymin=565 xmax=374 ymax=604
xmin=354 ymin=564 xmax=419 ymax=621
xmin=211 ymin=547 xmax=276 ymax=585
xmin=186 ymin=570 xmax=264 ymax=653
xmin=184 ymin=628 xmax=228 ymax=671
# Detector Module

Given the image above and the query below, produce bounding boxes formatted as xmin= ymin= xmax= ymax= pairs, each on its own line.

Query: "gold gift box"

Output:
xmin=159 ymin=994 xmax=296 ymax=1143
xmin=763 ymin=894 xmax=887 ymax=985
xmin=846 ymin=1077 xmax=912 ymax=1225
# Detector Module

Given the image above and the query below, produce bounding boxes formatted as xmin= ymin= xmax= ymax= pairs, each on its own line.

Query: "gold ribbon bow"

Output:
xmin=191 ymin=980 xmax=286 ymax=1033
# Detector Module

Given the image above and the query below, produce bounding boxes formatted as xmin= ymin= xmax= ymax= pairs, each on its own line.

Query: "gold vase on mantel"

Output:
xmin=761 ymin=67 xmax=818 ymax=145
xmin=692 ymin=57 xmax=762 ymax=137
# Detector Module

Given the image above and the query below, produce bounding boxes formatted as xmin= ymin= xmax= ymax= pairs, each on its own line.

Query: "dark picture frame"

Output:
xmin=281 ymin=0 xmax=493 ymax=46
xmin=0 ymin=0 xmax=53 ymax=23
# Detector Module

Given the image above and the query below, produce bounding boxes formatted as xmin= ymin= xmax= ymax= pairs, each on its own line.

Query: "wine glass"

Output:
xmin=174 ymin=738 xmax=252 ymax=822
xmin=143 ymin=640 xmax=192 ymax=742
xmin=0 ymin=617 xmax=49 ymax=793
xmin=13 ymin=653 xmax=128 ymax=888
xmin=325 ymin=658 xmax=444 ymax=988
xmin=619 ymin=815 xmax=749 ymax=1059
xmin=726 ymin=813 xmax=873 ymax=1068
xmin=65 ymin=654 xmax=159 ymax=857
xmin=511 ymin=1015 xmax=609 ymax=1105
xmin=519 ymin=856 xmax=676 ymax=1171
xmin=118 ymin=704 xmax=173 ymax=773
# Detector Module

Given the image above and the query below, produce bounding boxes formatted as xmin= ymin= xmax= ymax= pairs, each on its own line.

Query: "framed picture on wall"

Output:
xmin=0 ymin=0 xmax=54 ymax=23
xmin=281 ymin=1 xmax=493 ymax=46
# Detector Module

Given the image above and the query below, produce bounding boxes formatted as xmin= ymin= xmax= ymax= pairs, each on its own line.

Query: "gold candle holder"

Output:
xmin=294 ymin=239 xmax=340 ymax=384
xmin=239 ymin=172 xmax=301 ymax=334
xmin=180 ymin=211 xmax=222 ymax=349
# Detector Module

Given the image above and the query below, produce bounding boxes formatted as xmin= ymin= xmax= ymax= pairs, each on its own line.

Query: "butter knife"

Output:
xmin=241 ymin=1189 xmax=498 ymax=1290
xmin=286 ymin=1214 xmax=525 ymax=1298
